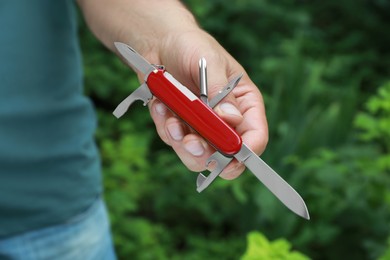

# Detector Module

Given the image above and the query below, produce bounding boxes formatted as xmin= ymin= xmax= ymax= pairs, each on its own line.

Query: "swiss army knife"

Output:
xmin=113 ymin=42 xmax=310 ymax=220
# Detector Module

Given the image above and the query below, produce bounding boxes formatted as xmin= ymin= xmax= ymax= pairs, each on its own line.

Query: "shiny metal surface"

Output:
xmin=198 ymin=57 xmax=209 ymax=105
xmin=114 ymin=42 xmax=156 ymax=77
xmin=209 ymin=73 xmax=243 ymax=108
xmin=113 ymin=83 xmax=153 ymax=118
xmin=196 ymin=151 xmax=233 ymax=192
xmin=235 ymin=144 xmax=310 ymax=220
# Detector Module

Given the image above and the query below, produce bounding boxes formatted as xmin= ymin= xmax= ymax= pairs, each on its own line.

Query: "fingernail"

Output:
xmin=167 ymin=124 xmax=184 ymax=141
xmin=219 ymin=103 xmax=242 ymax=117
xmin=155 ymin=102 xmax=167 ymax=116
xmin=184 ymin=140 xmax=205 ymax=157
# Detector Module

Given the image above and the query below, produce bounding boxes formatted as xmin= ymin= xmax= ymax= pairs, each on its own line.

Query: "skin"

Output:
xmin=77 ymin=0 xmax=268 ymax=179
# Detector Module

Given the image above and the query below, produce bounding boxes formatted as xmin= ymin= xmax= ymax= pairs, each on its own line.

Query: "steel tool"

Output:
xmin=113 ymin=42 xmax=310 ymax=220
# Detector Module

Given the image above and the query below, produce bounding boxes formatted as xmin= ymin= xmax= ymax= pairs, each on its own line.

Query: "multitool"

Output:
xmin=113 ymin=42 xmax=310 ymax=220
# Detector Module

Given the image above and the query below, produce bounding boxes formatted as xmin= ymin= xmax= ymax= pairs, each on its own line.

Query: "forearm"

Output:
xmin=77 ymin=0 xmax=198 ymax=54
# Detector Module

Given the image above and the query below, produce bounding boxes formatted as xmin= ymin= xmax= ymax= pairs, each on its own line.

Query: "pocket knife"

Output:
xmin=112 ymin=42 xmax=310 ymax=220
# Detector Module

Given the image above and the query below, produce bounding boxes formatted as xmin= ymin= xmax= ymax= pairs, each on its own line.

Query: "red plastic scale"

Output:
xmin=147 ymin=69 xmax=242 ymax=156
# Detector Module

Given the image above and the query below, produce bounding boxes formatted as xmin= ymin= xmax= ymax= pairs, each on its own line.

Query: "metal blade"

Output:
xmin=114 ymin=42 xmax=156 ymax=76
xmin=235 ymin=144 xmax=310 ymax=220
xmin=209 ymin=73 xmax=243 ymax=108
xmin=113 ymin=83 xmax=153 ymax=118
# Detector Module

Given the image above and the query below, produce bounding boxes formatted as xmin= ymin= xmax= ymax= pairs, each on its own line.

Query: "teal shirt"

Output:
xmin=0 ymin=1 xmax=102 ymax=236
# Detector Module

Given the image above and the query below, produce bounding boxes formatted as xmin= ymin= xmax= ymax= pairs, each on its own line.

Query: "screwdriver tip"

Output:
xmin=198 ymin=57 xmax=207 ymax=68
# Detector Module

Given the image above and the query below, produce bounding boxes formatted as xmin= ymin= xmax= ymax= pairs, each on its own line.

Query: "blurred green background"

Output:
xmin=78 ymin=0 xmax=390 ymax=259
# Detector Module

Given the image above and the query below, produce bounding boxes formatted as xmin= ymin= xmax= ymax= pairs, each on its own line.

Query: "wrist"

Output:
xmin=119 ymin=2 xmax=199 ymax=59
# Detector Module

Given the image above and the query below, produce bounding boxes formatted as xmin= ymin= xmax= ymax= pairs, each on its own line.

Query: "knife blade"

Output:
xmin=235 ymin=144 xmax=310 ymax=219
xmin=114 ymin=42 xmax=156 ymax=77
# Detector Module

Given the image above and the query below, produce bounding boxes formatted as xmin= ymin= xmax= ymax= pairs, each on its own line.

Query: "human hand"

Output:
xmin=77 ymin=0 xmax=267 ymax=179
xmin=141 ymin=29 xmax=268 ymax=180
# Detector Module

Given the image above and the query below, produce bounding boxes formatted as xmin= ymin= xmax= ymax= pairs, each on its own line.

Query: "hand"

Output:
xmin=78 ymin=0 xmax=268 ymax=179
xmin=144 ymin=29 xmax=268 ymax=179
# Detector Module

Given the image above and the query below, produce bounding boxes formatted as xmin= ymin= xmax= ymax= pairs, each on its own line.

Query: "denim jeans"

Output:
xmin=0 ymin=198 xmax=116 ymax=260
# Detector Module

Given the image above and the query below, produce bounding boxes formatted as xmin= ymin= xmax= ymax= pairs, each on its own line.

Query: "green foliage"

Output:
xmin=379 ymin=238 xmax=390 ymax=260
xmin=78 ymin=0 xmax=390 ymax=259
xmin=183 ymin=2 xmax=390 ymax=195
xmin=274 ymin=82 xmax=390 ymax=260
xmin=241 ymin=232 xmax=309 ymax=260
xmin=355 ymin=82 xmax=390 ymax=152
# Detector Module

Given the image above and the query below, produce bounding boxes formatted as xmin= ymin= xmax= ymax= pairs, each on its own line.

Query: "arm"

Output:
xmin=77 ymin=0 xmax=196 ymax=53
xmin=77 ymin=0 xmax=268 ymax=179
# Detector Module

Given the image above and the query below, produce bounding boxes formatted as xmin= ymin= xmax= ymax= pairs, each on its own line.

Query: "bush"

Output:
xmin=241 ymin=232 xmax=309 ymax=260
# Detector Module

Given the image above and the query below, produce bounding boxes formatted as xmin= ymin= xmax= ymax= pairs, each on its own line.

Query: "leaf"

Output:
xmin=241 ymin=232 xmax=310 ymax=260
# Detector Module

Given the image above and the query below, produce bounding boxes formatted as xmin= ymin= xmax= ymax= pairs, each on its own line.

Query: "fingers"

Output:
xmin=148 ymin=73 xmax=265 ymax=181
xmin=150 ymin=99 xmax=215 ymax=172
xmin=149 ymin=98 xmax=171 ymax=145
xmin=148 ymin=80 xmax=267 ymax=183
xmin=147 ymin=31 xmax=268 ymax=181
xmin=149 ymin=97 xmax=247 ymax=180
xmin=233 ymin=79 xmax=269 ymax=156
xmin=214 ymin=102 xmax=243 ymax=126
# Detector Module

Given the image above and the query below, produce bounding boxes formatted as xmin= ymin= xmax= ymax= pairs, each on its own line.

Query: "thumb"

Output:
xmin=214 ymin=101 xmax=243 ymax=126
xmin=198 ymin=55 xmax=243 ymax=127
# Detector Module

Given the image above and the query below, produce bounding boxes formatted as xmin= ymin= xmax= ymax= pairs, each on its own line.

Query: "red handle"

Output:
xmin=147 ymin=69 xmax=242 ymax=156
